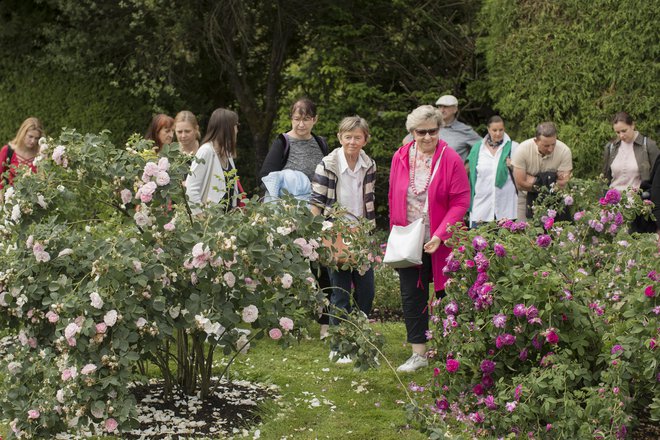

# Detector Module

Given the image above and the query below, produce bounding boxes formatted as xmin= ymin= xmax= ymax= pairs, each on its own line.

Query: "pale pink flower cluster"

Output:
xmin=61 ymin=366 xmax=78 ymax=381
xmin=184 ymin=242 xmax=213 ymax=269
xmin=81 ymin=363 xmax=97 ymax=375
xmin=138 ymin=157 xmax=170 ymax=198
xmin=293 ymin=237 xmax=320 ymax=261
xmin=32 ymin=241 xmax=51 ymax=263
xmin=64 ymin=322 xmax=81 ymax=346
xmin=52 ymin=145 xmax=68 ymax=167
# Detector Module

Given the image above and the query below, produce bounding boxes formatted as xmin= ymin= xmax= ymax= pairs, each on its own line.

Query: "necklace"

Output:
xmin=409 ymin=143 xmax=434 ymax=195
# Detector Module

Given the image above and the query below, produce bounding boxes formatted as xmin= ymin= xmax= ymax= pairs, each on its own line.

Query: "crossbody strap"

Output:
xmin=423 ymin=144 xmax=446 ymax=214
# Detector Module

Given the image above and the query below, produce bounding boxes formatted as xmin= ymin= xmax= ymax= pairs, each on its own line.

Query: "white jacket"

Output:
xmin=185 ymin=142 xmax=238 ymax=214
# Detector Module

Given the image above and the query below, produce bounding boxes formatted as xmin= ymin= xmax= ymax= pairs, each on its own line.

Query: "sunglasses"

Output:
xmin=414 ymin=128 xmax=439 ymax=136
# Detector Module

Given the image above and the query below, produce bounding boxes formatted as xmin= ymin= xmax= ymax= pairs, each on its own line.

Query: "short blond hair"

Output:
xmin=406 ymin=105 xmax=443 ymax=132
xmin=11 ymin=117 xmax=44 ymax=148
xmin=337 ymin=115 xmax=370 ymax=139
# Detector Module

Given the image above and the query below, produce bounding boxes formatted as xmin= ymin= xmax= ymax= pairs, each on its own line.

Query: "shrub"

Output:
xmin=0 ymin=129 xmax=380 ymax=438
xmin=408 ymin=180 xmax=660 ymax=438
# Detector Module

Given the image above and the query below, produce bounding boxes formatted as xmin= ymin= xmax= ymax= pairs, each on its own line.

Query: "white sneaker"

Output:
xmin=396 ymin=353 xmax=428 ymax=373
xmin=329 ymin=350 xmax=353 ymax=364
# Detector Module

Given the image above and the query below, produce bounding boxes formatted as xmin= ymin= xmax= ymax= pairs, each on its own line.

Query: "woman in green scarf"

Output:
xmin=465 ymin=116 xmax=519 ymax=228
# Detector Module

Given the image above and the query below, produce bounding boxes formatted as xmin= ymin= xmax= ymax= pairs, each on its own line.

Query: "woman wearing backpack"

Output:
xmin=0 ymin=117 xmax=44 ymax=190
xmin=259 ymin=98 xmax=332 ymax=339
xmin=602 ymin=111 xmax=659 ymax=232
xmin=258 ymin=98 xmax=328 ymax=182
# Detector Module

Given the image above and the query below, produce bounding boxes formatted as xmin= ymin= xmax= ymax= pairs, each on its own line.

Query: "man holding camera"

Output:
xmin=512 ymin=122 xmax=572 ymax=219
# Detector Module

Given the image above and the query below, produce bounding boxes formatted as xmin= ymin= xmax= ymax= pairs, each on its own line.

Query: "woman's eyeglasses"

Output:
xmin=414 ymin=128 xmax=439 ymax=136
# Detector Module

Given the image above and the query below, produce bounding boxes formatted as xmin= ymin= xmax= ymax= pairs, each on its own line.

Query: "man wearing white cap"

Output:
xmin=434 ymin=95 xmax=482 ymax=161
xmin=403 ymin=95 xmax=481 ymax=161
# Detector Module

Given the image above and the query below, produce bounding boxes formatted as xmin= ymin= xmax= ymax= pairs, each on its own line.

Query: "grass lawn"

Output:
xmin=227 ymin=321 xmax=429 ymax=440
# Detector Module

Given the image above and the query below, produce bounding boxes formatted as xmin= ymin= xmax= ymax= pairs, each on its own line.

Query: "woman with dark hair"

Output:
xmin=174 ymin=111 xmax=200 ymax=155
xmin=258 ymin=98 xmax=328 ymax=181
xmin=185 ymin=108 xmax=241 ymax=215
xmin=603 ymin=111 xmax=659 ymax=233
xmin=603 ymin=111 xmax=659 ymax=192
xmin=465 ymin=115 xmax=518 ymax=227
xmin=145 ymin=114 xmax=174 ymax=152
xmin=260 ymin=98 xmax=331 ymax=339
xmin=0 ymin=117 xmax=44 ymax=189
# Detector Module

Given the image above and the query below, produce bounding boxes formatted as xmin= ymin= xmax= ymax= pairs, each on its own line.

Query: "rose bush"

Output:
xmin=408 ymin=180 xmax=660 ymax=438
xmin=0 ymin=129 xmax=380 ymax=438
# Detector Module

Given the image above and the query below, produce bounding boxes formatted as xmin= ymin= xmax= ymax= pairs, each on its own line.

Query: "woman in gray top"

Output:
xmin=258 ymin=98 xmax=328 ymax=181
xmin=259 ymin=98 xmax=331 ymax=339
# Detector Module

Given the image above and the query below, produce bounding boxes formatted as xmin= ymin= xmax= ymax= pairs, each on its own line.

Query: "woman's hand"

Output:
xmin=424 ymin=236 xmax=442 ymax=254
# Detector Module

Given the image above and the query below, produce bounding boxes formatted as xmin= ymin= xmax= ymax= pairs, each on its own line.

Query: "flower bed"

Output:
xmin=409 ymin=181 xmax=660 ymax=438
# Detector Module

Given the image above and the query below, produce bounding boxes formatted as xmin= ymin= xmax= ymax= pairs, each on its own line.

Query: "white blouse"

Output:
xmin=185 ymin=142 xmax=238 ymax=215
xmin=470 ymin=136 xmax=518 ymax=224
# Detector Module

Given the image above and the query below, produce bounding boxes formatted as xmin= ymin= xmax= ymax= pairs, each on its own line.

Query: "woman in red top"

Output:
xmin=0 ymin=117 xmax=44 ymax=189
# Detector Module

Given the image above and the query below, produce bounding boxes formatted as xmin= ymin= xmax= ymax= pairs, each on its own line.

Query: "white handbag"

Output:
xmin=382 ymin=217 xmax=425 ymax=268
xmin=383 ymin=145 xmax=445 ymax=268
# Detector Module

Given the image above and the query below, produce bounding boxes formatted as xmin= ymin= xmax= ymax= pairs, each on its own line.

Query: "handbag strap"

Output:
xmin=423 ymin=144 xmax=446 ymax=214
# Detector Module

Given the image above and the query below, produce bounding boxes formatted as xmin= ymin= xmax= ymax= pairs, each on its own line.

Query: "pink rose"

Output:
xmin=446 ymin=358 xmax=460 ymax=373
xmin=645 ymin=286 xmax=656 ymax=298
xmin=104 ymin=310 xmax=118 ymax=327
xmin=155 ymin=171 xmax=170 ymax=186
xmin=104 ymin=418 xmax=118 ymax=433
xmin=157 ymin=157 xmax=170 ymax=171
xmin=223 ymin=271 xmax=236 ymax=288
xmin=545 ymin=329 xmax=559 ymax=344
xmin=242 ymin=305 xmax=259 ymax=323
xmin=120 ymin=189 xmax=132 ymax=204
xmin=96 ymin=322 xmax=107 ymax=334
xmin=81 ymin=364 xmax=97 ymax=375
xmin=46 ymin=311 xmax=59 ymax=323
xmin=281 ymin=273 xmax=293 ymax=289
xmin=269 ymin=328 xmax=283 ymax=340
xmin=164 ymin=222 xmax=175 ymax=231
xmin=27 ymin=409 xmax=40 ymax=419
xmin=279 ymin=317 xmax=294 ymax=331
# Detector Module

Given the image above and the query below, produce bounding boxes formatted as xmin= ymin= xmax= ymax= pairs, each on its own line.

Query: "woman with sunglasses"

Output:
xmin=388 ymin=105 xmax=470 ymax=373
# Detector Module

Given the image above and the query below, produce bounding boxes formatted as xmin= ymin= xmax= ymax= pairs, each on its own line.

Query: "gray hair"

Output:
xmin=535 ymin=122 xmax=557 ymax=138
xmin=338 ymin=115 xmax=370 ymax=138
xmin=406 ymin=105 xmax=444 ymax=132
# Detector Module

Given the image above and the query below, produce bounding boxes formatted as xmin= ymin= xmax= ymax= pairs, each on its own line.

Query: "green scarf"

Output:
xmin=467 ymin=139 xmax=512 ymax=210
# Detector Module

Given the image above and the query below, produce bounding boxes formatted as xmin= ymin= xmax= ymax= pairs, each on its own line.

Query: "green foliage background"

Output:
xmin=1 ymin=0 xmax=658 ymax=222
xmin=474 ymin=0 xmax=660 ymax=177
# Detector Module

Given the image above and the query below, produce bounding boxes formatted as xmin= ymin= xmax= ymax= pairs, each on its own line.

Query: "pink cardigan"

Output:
xmin=388 ymin=140 xmax=470 ymax=291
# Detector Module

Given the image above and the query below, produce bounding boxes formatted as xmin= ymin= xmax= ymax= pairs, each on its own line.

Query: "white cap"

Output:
xmin=435 ymin=95 xmax=459 ymax=106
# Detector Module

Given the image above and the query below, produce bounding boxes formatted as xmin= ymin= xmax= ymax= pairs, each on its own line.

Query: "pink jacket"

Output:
xmin=388 ymin=140 xmax=470 ymax=291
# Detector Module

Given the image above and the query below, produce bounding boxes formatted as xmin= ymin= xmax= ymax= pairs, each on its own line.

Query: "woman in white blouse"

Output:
xmin=185 ymin=108 xmax=241 ymax=215
xmin=465 ymin=116 xmax=518 ymax=227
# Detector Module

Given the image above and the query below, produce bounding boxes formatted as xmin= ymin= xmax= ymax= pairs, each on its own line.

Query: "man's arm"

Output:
xmin=513 ymin=167 xmax=537 ymax=192
xmin=556 ymin=171 xmax=571 ymax=188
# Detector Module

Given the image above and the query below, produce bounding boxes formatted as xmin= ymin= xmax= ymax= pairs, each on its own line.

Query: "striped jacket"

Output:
xmin=310 ymin=148 xmax=376 ymax=226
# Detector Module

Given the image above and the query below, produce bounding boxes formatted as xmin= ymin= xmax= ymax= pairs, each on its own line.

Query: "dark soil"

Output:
xmin=122 ymin=378 xmax=279 ymax=439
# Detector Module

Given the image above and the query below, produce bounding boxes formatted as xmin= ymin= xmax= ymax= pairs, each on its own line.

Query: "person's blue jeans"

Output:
xmin=328 ymin=267 xmax=375 ymax=326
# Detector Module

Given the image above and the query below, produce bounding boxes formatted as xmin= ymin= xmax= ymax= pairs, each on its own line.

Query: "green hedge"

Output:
xmin=0 ymin=64 xmax=153 ymax=144
xmin=475 ymin=0 xmax=660 ymax=178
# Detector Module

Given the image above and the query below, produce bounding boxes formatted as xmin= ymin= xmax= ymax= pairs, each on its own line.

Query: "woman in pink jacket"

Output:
xmin=389 ymin=105 xmax=470 ymax=373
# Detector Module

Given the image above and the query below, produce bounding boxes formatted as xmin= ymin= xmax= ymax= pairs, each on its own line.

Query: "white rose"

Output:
xmin=89 ymin=292 xmax=104 ymax=309
xmin=103 ymin=310 xmax=118 ymax=327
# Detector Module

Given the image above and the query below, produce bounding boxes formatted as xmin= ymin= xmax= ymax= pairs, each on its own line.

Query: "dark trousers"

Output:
xmin=398 ymin=253 xmax=444 ymax=344
xmin=328 ymin=267 xmax=375 ymax=326
xmin=312 ymin=263 xmax=332 ymax=325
